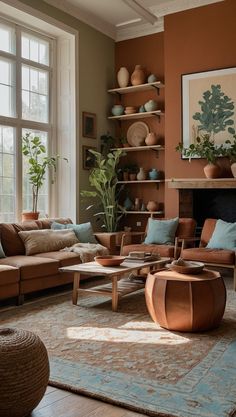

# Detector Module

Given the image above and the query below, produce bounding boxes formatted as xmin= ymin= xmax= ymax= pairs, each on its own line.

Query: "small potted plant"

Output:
xmin=128 ymin=164 xmax=138 ymax=180
xmin=100 ymin=132 xmax=116 ymax=156
xmin=22 ymin=133 xmax=67 ymax=221
xmin=176 ymin=134 xmax=224 ymax=178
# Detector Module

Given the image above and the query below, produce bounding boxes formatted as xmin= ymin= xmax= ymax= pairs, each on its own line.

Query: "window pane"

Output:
xmin=21 ymin=32 xmax=49 ymax=66
xmin=22 ymin=65 xmax=49 ymax=123
xmin=0 ymin=58 xmax=16 ymax=117
xmin=22 ymin=130 xmax=49 ymax=217
xmin=0 ymin=126 xmax=16 ymax=222
xmin=0 ymin=23 xmax=16 ymax=54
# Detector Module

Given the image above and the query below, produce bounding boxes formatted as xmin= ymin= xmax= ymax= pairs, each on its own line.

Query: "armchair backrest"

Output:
xmin=145 ymin=217 xmax=196 ymax=239
xmin=200 ymin=218 xmax=217 ymax=247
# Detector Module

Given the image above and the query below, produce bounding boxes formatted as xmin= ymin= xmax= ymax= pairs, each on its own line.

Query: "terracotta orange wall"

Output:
xmin=164 ymin=0 xmax=236 ymax=216
xmin=115 ymin=0 xmax=236 ymax=219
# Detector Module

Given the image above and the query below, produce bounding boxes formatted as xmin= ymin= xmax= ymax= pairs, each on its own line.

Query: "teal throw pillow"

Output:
xmin=206 ymin=219 xmax=236 ymax=250
xmin=144 ymin=217 xmax=179 ymax=245
xmin=0 ymin=241 xmax=6 ymax=258
xmin=51 ymin=221 xmax=97 ymax=244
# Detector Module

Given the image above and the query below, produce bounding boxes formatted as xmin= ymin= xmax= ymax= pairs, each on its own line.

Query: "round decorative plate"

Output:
xmin=127 ymin=122 xmax=149 ymax=147
xmin=166 ymin=261 xmax=205 ymax=275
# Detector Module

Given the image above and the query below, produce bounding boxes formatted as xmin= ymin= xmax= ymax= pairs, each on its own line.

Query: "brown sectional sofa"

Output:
xmin=0 ymin=218 xmax=114 ymax=304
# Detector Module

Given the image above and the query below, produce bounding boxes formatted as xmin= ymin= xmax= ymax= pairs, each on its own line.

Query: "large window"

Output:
xmin=0 ymin=19 xmax=54 ymax=221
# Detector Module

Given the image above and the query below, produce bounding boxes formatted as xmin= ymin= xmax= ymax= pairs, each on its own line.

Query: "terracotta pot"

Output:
xmin=129 ymin=173 xmax=137 ymax=181
xmin=145 ymin=132 xmax=159 ymax=146
xmin=22 ymin=212 xmax=39 ymax=222
xmin=147 ymin=201 xmax=158 ymax=212
xmin=123 ymin=171 xmax=129 ymax=181
xmin=231 ymin=162 xmax=236 ymax=178
xmin=203 ymin=163 xmax=221 ymax=179
xmin=131 ymin=65 xmax=146 ymax=86
xmin=117 ymin=67 xmax=129 ymax=88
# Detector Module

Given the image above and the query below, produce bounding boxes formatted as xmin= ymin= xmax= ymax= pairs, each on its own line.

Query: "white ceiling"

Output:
xmin=44 ymin=0 xmax=223 ymax=41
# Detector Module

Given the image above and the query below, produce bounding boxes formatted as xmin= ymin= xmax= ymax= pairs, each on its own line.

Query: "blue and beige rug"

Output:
xmin=1 ymin=276 xmax=236 ymax=417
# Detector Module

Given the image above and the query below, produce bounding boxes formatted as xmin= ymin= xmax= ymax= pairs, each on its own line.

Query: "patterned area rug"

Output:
xmin=1 ymin=276 xmax=236 ymax=417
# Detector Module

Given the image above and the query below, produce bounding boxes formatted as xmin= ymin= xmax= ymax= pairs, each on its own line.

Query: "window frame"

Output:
xmin=0 ymin=17 xmax=56 ymax=221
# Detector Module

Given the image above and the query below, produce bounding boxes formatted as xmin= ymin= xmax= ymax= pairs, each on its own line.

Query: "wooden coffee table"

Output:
xmin=60 ymin=258 xmax=170 ymax=311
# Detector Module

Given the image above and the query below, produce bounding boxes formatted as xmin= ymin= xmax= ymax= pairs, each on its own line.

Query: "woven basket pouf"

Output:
xmin=0 ymin=328 xmax=49 ymax=417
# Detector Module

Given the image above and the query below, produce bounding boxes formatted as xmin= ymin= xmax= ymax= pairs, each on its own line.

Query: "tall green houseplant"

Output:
xmin=81 ymin=149 xmax=124 ymax=232
xmin=22 ymin=133 xmax=67 ymax=214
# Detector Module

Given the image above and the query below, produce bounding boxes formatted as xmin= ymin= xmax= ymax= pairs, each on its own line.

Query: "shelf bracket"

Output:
xmin=153 ymin=113 xmax=161 ymax=122
xmin=155 ymin=183 xmax=160 ymax=190
xmin=152 ymin=85 xmax=160 ymax=95
xmin=151 ymin=149 xmax=159 ymax=158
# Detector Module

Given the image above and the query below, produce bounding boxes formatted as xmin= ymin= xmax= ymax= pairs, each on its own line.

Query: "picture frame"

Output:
xmin=82 ymin=112 xmax=96 ymax=138
xmin=181 ymin=67 xmax=236 ymax=158
xmin=82 ymin=146 xmax=97 ymax=170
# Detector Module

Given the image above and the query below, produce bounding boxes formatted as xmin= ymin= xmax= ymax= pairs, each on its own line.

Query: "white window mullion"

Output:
xmin=15 ymin=26 xmax=22 ymax=219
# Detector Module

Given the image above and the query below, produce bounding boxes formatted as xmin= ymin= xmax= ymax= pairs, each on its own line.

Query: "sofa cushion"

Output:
xmin=51 ymin=221 xmax=97 ymax=243
xmin=0 ymin=218 xmax=73 ymax=257
xmin=144 ymin=217 xmax=179 ymax=245
xmin=0 ymin=265 xmax=20 ymax=285
xmin=34 ymin=251 xmax=81 ymax=267
xmin=18 ymin=229 xmax=79 ymax=255
xmin=121 ymin=243 xmax=175 ymax=258
xmin=182 ymin=247 xmax=235 ymax=265
xmin=0 ymin=256 xmax=59 ymax=280
xmin=206 ymin=219 xmax=236 ymax=250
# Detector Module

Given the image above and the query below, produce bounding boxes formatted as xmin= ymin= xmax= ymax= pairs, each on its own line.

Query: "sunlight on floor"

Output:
xmin=66 ymin=325 xmax=190 ymax=344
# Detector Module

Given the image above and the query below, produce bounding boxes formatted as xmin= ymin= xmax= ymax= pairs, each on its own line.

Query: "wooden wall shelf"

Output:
xmin=111 ymin=145 xmax=164 ymax=152
xmin=108 ymin=81 xmax=165 ymax=95
xmin=108 ymin=110 xmax=164 ymax=121
xmin=119 ymin=210 xmax=164 ymax=215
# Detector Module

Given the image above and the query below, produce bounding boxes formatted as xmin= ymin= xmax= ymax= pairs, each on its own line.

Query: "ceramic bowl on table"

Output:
xmin=167 ymin=261 xmax=205 ymax=274
xmin=94 ymin=255 xmax=126 ymax=267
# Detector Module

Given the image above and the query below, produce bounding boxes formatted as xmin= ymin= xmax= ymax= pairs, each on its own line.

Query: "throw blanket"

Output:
xmin=61 ymin=242 xmax=109 ymax=263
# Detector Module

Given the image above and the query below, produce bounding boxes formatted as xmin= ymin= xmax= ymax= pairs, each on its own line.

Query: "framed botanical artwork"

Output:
xmin=82 ymin=146 xmax=97 ymax=170
xmin=182 ymin=66 xmax=236 ymax=158
xmin=82 ymin=112 xmax=96 ymax=138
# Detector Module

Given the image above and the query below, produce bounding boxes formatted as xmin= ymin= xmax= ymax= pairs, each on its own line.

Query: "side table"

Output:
xmin=145 ymin=269 xmax=226 ymax=332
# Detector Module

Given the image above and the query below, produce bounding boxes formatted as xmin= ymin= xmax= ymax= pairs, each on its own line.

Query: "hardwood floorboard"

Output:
xmin=31 ymin=386 xmax=146 ymax=417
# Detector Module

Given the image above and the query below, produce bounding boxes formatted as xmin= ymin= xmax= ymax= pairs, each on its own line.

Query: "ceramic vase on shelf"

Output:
xmin=148 ymin=168 xmax=159 ymax=180
xmin=117 ymin=67 xmax=129 ymax=88
xmin=147 ymin=201 xmax=158 ymax=212
xmin=131 ymin=65 xmax=146 ymax=86
xmin=124 ymin=196 xmax=133 ymax=211
xmin=137 ymin=167 xmax=147 ymax=181
xmin=145 ymin=132 xmax=159 ymax=146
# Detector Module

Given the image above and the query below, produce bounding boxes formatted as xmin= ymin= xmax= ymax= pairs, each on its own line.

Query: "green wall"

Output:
xmin=18 ymin=0 xmax=115 ymax=223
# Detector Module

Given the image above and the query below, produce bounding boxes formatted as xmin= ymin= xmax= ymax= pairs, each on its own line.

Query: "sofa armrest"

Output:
xmin=94 ymin=233 xmax=117 ymax=254
xmin=176 ymin=236 xmax=201 ymax=253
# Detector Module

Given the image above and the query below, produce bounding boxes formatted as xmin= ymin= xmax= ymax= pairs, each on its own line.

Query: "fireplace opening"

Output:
xmin=193 ymin=189 xmax=236 ymax=227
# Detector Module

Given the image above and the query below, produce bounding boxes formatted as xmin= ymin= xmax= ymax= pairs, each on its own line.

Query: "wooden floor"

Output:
xmin=31 ymin=386 xmax=146 ymax=417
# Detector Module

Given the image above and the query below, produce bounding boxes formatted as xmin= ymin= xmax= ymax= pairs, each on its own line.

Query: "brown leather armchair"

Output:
xmin=120 ymin=217 xmax=196 ymax=260
xmin=180 ymin=218 xmax=236 ymax=290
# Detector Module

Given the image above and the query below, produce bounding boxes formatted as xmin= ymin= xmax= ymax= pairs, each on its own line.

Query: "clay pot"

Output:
xmin=117 ymin=67 xmax=129 ymax=88
xmin=131 ymin=65 xmax=146 ymax=86
xmin=203 ymin=163 xmax=221 ymax=179
xmin=148 ymin=168 xmax=159 ymax=180
xmin=22 ymin=212 xmax=39 ymax=221
xmin=123 ymin=171 xmax=129 ymax=181
xmin=129 ymin=173 xmax=137 ymax=181
xmin=147 ymin=201 xmax=158 ymax=212
xmin=231 ymin=162 xmax=236 ymax=178
xmin=145 ymin=132 xmax=159 ymax=146
xmin=137 ymin=167 xmax=147 ymax=181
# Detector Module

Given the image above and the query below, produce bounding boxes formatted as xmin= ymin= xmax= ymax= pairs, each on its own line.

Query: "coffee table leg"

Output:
xmin=112 ymin=276 xmax=118 ymax=312
xmin=72 ymin=272 xmax=81 ymax=305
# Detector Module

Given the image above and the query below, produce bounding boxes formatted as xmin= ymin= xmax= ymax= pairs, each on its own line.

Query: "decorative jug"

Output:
xmin=131 ymin=65 xmax=146 ymax=86
xmin=137 ymin=167 xmax=147 ymax=181
xmin=148 ymin=168 xmax=159 ymax=180
xmin=117 ymin=67 xmax=129 ymax=88
xmin=147 ymin=201 xmax=158 ymax=212
xmin=145 ymin=132 xmax=158 ymax=146
xmin=124 ymin=196 xmax=133 ymax=211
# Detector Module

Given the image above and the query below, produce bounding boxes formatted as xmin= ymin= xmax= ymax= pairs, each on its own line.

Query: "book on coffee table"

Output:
xmin=125 ymin=254 xmax=160 ymax=263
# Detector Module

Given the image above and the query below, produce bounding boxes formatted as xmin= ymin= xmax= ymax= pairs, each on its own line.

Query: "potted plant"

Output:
xmin=81 ymin=149 xmax=125 ymax=232
xmin=176 ymin=134 xmax=224 ymax=178
xmin=22 ymin=133 xmax=67 ymax=221
xmin=100 ymin=132 xmax=116 ymax=156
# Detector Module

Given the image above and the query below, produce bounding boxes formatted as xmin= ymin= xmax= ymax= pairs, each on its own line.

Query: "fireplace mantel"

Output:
xmin=168 ymin=178 xmax=236 ymax=189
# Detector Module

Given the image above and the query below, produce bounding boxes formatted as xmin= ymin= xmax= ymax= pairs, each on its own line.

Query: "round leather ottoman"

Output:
xmin=145 ymin=269 xmax=226 ymax=332
xmin=0 ymin=328 xmax=49 ymax=417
